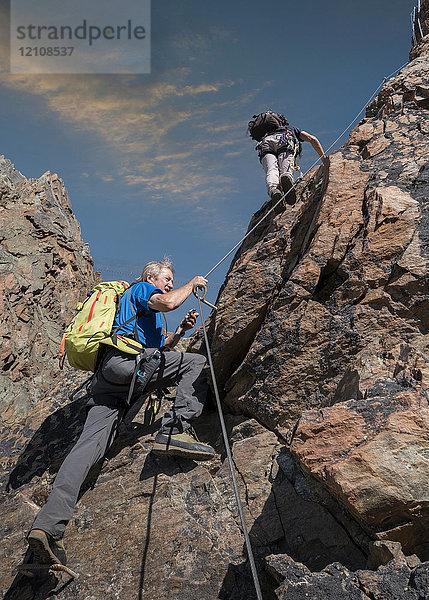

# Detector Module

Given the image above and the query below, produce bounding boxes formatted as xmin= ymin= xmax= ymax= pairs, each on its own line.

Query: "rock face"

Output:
xmin=0 ymin=157 xmax=98 ymax=497
xmin=291 ymin=388 xmax=429 ymax=556
xmin=0 ymin=157 xmax=97 ymax=421
xmin=1 ymin=409 xmax=368 ymax=600
xmin=1 ymin=4 xmax=429 ymax=600
xmin=201 ymin=47 xmax=429 ymax=436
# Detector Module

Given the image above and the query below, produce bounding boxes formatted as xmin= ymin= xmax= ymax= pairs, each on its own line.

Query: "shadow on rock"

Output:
xmin=5 ymin=398 xmax=89 ymax=492
xmin=2 ymin=396 xmax=169 ymax=600
xmin=6 ymin=393 xmax=162 ymax=494
xmin=219 ymin=447 xmax=367 ymax=600
xmin=3 ymin=548 xmax=74 ymax=600
xmin=137 ymin=451 xmax=200 ymax=600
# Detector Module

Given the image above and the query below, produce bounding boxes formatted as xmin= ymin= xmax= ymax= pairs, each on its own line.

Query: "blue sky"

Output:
xmin=0 ymin=0 xmax=418 ymax=324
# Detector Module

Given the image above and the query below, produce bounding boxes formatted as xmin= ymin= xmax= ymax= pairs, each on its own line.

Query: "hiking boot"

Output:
xmin=152 ymin=428 xmax=215 ymax=461
xmin=269 ymin=187 xmax=283 ymax=203
xmin=269 ymin=187 xmax=285 ymax=215
xmin=27 ymin=530 xmax=67 ymax=566
xmin=280 ymin=174 xmax=296 ymax=205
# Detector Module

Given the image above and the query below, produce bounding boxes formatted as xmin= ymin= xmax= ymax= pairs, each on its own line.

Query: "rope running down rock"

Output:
xmin=194 ymin=285 xmax=263 ymax=600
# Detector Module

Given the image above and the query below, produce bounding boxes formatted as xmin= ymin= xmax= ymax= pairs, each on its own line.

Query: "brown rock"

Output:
xmin=366 ymin=540 xmax=405 ymax=570
xmin=0 ymin=156 xmax=97 ymax=426
xmin=361 ymin=136 xmax=391 ymax=158
xmin=290 ymin=389 xmax=429 ymax=556
xmin=1 ymin=411 xmax=367 ymax=598
xmin=2 ymin=3 xmax=429 ymax=598
xmin=190 ymin=3 xmax=429 ymax=441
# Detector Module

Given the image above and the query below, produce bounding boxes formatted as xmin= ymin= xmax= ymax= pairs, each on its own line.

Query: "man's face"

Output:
xmin=148 ymin=268 xmax=174 ymax=292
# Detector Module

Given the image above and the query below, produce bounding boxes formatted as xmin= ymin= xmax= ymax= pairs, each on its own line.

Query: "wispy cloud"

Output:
xmin=0 ymin=69 xmax=242 ymax=200
xmin=0 ymin=10 xmax=261 ymax=231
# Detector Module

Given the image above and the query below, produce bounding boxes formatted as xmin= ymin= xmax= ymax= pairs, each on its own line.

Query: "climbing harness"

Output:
xmin=193 ymin=284 xmax=263 ymax=600
xmin=190 ymin=61 xmax=410 ymax=600
xmin=290 ymin=142 xmax=303 ymax=178
xmin=204 ymin=61 xmax=409 ymax=280
xmin=126 ymin=348 xmax=162 ymax=406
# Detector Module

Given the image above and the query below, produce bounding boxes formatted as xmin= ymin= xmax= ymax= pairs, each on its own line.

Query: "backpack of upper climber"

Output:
xmin=59 ymin=281 xmax=143 ymax=372
xmin=247 ymin=111 xmax=288 ymax=141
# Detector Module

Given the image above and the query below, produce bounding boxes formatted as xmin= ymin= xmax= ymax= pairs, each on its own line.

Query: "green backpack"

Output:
xmin=59 ymin=281 xmax=143 ymax=372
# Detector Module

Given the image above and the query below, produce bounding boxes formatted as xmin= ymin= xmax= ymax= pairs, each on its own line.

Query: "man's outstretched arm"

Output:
xmin=148 ymin=276 xmax=207 ymax=312
xmin=300 ymin=130 xmax=326 ymax=160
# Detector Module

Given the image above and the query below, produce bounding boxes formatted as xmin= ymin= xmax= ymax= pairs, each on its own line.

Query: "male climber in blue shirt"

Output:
xmin=26 ymin=259 xmax=215 ymax=569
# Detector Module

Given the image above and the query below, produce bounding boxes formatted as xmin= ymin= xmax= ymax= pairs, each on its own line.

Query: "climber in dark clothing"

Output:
xmin=248 ymin=110 xmax=326 ymax=205
xmin=26 ymin=259 xmax=215 ymax=568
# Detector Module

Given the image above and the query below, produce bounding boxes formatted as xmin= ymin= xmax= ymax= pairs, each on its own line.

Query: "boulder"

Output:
xmin=266 ymin=554 xmax=429 ymax=600
xmin=290 ymin=388 xmax=429 ymax=557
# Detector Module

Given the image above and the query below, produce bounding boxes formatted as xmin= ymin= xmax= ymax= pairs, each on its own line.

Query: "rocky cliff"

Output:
xmin=0 ymin=158 xmax=98 ymax=513
xmin=0 ymin=158 xmax=97 ymax=416
xmin=1 ymin=4 xmax=429 ymax=600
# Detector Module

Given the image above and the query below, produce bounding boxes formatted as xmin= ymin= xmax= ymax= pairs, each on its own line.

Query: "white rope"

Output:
xmin=205 ymin=61 xmax=409 ymax=280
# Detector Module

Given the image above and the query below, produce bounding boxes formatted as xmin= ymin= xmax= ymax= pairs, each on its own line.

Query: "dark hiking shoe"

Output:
xmin=27 ymin=530 xmax=67 ymax=566
xmin=269 ymin=187 xmax=282 ymax=202
xmin=152 ymin=429 xmax=215 ymax=460
xmin=280 ymin=174 xmax=296 ymax=205
xmin=269 ymin=187 xmax=285 ymax=215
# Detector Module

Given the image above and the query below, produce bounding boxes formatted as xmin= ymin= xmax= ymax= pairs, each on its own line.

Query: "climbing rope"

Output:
xmin=204 ymin=60 xmax=409 ymax=280
xmin=193 ymin=285 xmax=263 ymax=600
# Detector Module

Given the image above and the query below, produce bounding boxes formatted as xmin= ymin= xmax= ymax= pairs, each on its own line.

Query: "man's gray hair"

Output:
xmin=140 ymin=258 xmax=174 ymax=282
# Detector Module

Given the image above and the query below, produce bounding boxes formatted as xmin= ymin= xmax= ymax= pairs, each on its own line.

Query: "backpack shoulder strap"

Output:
xmin=111 ymin=280 xmax=145 ymax=344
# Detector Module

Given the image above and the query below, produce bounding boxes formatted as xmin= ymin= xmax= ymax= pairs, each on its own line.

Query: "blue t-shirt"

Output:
xmin=113 ymin=282 xmax=165 ymax=348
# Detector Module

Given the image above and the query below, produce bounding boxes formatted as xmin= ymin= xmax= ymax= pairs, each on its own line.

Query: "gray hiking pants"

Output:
xmin=32 ymin=348 xmax=207 ymax=539
xmin=256 ymin=132 xmax=295 ymax=195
